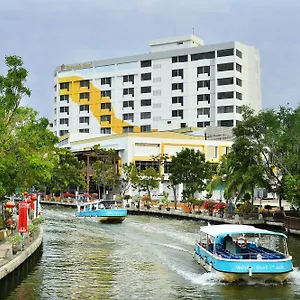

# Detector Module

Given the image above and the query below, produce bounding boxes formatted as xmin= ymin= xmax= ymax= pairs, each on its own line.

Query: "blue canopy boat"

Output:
xmin=193 ymin=224 xmax=293 ymax=282
xmin=75 ymin=200 xmax=127 ymax=223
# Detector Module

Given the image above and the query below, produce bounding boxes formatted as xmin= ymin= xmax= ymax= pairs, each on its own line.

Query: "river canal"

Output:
xmin=1 ymin=206 xmax=300 ymax=300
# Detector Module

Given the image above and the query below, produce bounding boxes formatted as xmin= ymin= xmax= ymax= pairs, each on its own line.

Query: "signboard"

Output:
xmin=18 ymin=202 xmax=28 ymax=233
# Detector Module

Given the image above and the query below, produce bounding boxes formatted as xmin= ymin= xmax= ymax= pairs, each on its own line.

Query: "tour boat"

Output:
xmin=75 ymin=200 xmax=127 ymax=223
xmin=193 ymin=224 xmax=293 ymax=282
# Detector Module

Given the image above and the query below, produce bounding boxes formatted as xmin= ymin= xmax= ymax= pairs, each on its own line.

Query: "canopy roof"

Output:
xmin=200 ymin=224 xmax=287 ymax=239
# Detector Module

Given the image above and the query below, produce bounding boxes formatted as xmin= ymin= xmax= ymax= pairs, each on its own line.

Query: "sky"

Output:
xmin=0 ymin=0 xmax=299 ymax=119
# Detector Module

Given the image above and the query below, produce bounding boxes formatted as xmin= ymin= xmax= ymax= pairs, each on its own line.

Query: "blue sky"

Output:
xmin=0 ymin=0 xmax=299 ymax=119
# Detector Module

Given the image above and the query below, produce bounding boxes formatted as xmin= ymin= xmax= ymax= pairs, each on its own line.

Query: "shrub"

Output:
xmin=238 ymin=201 xmax=253 ymax=215
xmin=203 ymin=200 xmax=216 ymax=212
xmin=215 ymin=201 xmax=228 ymax=212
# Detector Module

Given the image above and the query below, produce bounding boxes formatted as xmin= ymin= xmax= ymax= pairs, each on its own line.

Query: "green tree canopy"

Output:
xmin=0 ymin=55 xmax=58 ymax=198
xmin=169 ymin=148 xmax=210 ymax=199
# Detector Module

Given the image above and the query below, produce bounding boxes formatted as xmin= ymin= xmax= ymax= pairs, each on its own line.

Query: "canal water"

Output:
xmin=1 ymin=206 xmax=300 ymax=300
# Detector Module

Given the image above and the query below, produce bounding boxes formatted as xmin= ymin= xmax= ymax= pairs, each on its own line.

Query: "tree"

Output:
xmin=229 ymin=105 xmax=300 ymax=209
xmin=49 ymin=147 xmax=86 ymax=196
xmin=120 ymin=163 xmax=138 ymax=196
xmin=0 ymin=56 xmax=58 ymax=201
xmin=122 ymin=163 xmax=162 ymax=197
xmin=169 ymin=148 xmax=210 ymax=199
xmin=91 ymin=146 xmax=119 ymax=198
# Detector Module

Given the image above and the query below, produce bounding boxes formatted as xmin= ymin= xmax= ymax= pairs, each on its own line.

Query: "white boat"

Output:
xmin=75 ymin=200 xmax=127 ymax=223
xmin=193 ymin=224 xmax=293 ymax=282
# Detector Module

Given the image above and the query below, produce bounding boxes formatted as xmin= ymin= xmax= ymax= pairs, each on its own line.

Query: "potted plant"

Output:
xmin=215 ymin=201 xmax=228 ymax=218
xmin=132 ymin=194 xmax=141 ymax=208
xmin=238 ymin=201 xmax=254 ymax=218
xmin=142 ymin=195 xmax=151 ymax=209
xmin=162 ymin=192 xmax=171 ymax=211
xmin=8 ymin=234 xmax=22 ymax=255
xmin=28 ymin=224 xmax=39 ymax=242
xmin=203 ymin=200 xmax=216 ymax=216
xmin=124 ymin=195 xmax=131 ymax=208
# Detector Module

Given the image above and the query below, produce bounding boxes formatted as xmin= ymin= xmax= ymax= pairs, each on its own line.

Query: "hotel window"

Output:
xmin=141 ymin=86 xmax=151 ymax=94
xmin=236 ymin=78 xmax=242 ymax=87
xmin=79 ymin=116 xmax=89 ymax=125
xmin=172 ymin=96 xmax=183 ymax=105
xmin=197 ymin=94 xmax=210 ymax=104
xmin=101 ymin=102 xmax=111 ymax=110
xmin=60 ymin=95 xmax=69 ymax=102
xmin=80 ymin=80 xmax=90 ymax=88
xmin=141 ymin=72 xmax=151 ymax=81
xmin=217 ymin=62 xmax=234 ymax=72
xmin=54 ymin=84 xmax=57 ymax=92
xmin=197 ymin=107 xmax=210 ymax=117
xmin=218 ymin=77 xmax=234 ymax=86
xmin=123 ymin=88 xmax=134 ymax=97
xmin=101 ymin=90 xmax=111 ymax=98
xmin=79 ymin=105 xmax=89 ymax=112
xmin=197 ymin=121 xmax=210 ymax=127
xmin=236 ymin=49 xmax=243 ymax=59
xmin=217 ymin=106 xmax=234 ymax=114
xmin=172 ymin=109 xmax=183 ymax=119
xmin=59 ymin=118 xmax=69 ymax=126
xmin=79 ymin=128 xmax=89 ymax=133
xmin=141 ymin=125 xmax=151 ymax=132
xmin=123 ymin=113 xmax=134 ymax=122
xmin=123 ymin=126 xmax=134 ymax=133
xmin=140 ymin=60 xmax=151 ymax=68
xmin=236 ymin=92 xmax=243 ymax=100
xmin=60 ymin=82 xmax=69 ymax=90
xmin=217 ymin=48 xmax=234 ymax=57
xmin=218 ymin=91 xmax=234 ymax=99
xmin=236 ymin=63 xmax=242 ymax=73
xmin=123 ymin=74 xmax=134 ymax=84
xmin=172 ymin=83 xmax=184 ymax=92
xmin=236 ymin=106 xmax=242 ymax=114
xmin=172 ymin=55 xmax=188 ymax=63
xmin=135 ymin=160 xmax=159 ymax=171
xmin=59 ymin=130 xmax=69 ymax=136
xmin=197 ymin=80 xmax=210 ymax=90
xmin=101 ymin=128 xmax=111 ymax=134
xmin=141 ymin=99 xmax=151 ymax=106
xmin=100 ymin=115 xmax=111 ymax=123
xmin=101 ymin=77 xmax=111 ymax=86
xmin=172 ymin=69 xmax=184 ymax=79
xmin=60 ymin=106 xmax=69 ymax=114
xmin=123 ymin=100 xmax=134 ymax=109
xmin=79 ymin=92 xmax=90 ymax=100
xmin=191 ymin=51 xmax=215 ymax=61
xmin=141 ymin=112 xmax=151 ymax=119
xmin=217 ymin=120 xmax=234 ymax=127
xmin=197 ymin=66 xmax=210 ymax=76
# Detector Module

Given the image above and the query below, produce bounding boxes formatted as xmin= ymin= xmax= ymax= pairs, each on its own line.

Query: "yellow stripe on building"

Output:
xmin=58 ymin=76 xmax=140 ymax=134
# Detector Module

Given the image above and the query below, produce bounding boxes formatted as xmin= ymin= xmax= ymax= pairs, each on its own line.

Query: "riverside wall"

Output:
xmin=0 ymin=227 xmax=43 ymax=280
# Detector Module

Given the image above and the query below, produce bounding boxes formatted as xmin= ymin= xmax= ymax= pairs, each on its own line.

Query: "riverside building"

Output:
xmin=52 ymin=34 xmax=261 ymax=138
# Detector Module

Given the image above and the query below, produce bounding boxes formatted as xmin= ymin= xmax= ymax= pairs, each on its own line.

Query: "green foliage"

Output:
xmin=50 ymin=147 xmax=86 ymax=193
xmin=228 ymin=105 xmax=300 ymax=207
xmin=238 ymin=201 xmax=254 ymax=215
xmin=0 ymin=55 xmax=58 ymax=198
xmin=28 ymin=223 xmax=39 ymax=233
xmin=169 ymin=148 xmax=210 ymax=198
xmin=123 ymin=163 xmax=162 ymax=196
xmin=7 ymin=233 xmax=22 ymax=245
xmin=32 ymin=216 xmax=45 ymax=225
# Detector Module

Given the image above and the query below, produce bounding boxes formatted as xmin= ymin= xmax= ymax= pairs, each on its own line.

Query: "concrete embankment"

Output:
xmin=40 ymin=200 xmax=277 ymax=227
xmin=0 ymin=227 xmax=43 ymax=280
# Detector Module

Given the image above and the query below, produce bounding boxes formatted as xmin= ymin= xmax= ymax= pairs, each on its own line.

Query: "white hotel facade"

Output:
xmin=52 ymin=35 xmax=261 ymax=199
xmin=52 ymin=34 xmax=261 ymax=138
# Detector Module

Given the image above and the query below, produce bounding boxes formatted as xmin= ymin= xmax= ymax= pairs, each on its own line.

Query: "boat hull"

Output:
xmin=75 ymin=208 xmax=127 ymax=223
xmin=194 ymin=245 xmax=293 ymax=283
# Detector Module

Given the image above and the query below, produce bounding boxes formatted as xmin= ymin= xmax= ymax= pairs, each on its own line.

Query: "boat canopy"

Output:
xmin=200 ymin=224 xmax=287 ymax=239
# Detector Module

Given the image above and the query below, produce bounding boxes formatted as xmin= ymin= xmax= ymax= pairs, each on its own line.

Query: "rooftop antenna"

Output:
xmin=192 ymin=27 xmax=195 ymax=35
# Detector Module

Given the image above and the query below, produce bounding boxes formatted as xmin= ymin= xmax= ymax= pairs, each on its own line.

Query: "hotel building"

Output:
xmin=52 ymin=34 xmax=261 ymax=139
